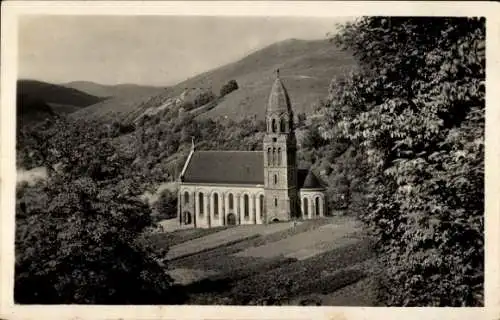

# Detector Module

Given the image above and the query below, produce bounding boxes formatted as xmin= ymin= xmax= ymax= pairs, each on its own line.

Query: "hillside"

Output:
xmin=196 ymin=39 xmax=356 ymax=120
xmin=17 ymin=80 xmax=104 ymax=112
xmin=69 ymin=84 xmax=168 ymax=121
xmin=16 ymin=79 xmax=105 ymax=127
xmin=16 ymin=93 xmax=57 ymax=128
xmin=63 ymin=81 xmax=166 ymax=98
xmin=73 ymin=39 xmax=356 ymax=123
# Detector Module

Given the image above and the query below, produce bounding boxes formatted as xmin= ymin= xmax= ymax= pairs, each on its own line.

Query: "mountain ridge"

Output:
xmin=18 ymin=79 xmax=104 ymax=107
xmin=62 ymin=81 xmax=167 ymax=98
xmin=16 ymin=79 xmax=105 ymax=127
xmin=71 ymin=38 xmax=356 ymax=122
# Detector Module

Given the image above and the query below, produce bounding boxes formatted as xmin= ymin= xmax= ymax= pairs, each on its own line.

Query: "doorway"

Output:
xmin=227 ymin=213 xmax=237 ymax=225
xmin=183 ymin=211 xmax=192 ymax=225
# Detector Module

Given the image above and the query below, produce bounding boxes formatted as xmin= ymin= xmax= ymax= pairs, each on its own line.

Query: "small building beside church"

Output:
xmin=177 ymin=71 xmax=326 ymax=228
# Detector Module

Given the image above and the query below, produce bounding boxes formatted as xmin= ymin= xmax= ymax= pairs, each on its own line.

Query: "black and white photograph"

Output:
xmin=1 ymin=1 xmax=497 ymax=318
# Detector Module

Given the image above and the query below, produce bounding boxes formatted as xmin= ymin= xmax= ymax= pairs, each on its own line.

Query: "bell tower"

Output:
xmin=263 ymin=69 xmax=298 ymax=222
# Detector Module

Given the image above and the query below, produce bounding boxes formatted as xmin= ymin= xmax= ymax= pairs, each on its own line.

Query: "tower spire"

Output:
xmin=191 ymin=136 xmax=195 ymax=151
xmin=267 ymin=68 xmax=291 ymax=114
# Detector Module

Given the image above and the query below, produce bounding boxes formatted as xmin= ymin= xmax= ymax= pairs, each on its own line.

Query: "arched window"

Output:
xmin=274 ymin=174 xmax=278 ymax=185
xmin=214 ymin=193 xmax=219 ymax=218
xmin=315 ymin=197 xmax=320 ymax=216
xmin=267 ymin=148 xmax=271 ymax=166
xmin=272 ymin=119 xmax=277 ymax=133
xmin=272 ymin=148 xmax=276 ymax=165
xmin=303 ymin=198 xmax=309 ymax=217
xmin=229 ymin=193 xmax=234 ymax=210
xmin=184 ymin=191 xmax=189 ymax=204
xmin=280 ymin=118 xmax=286 ymax=132
xmin=277 ymin=148 xmax=281 ymax=166
xmin=274 ymin=198 xmax=278 ymax=207
xmin=244 ymin=194 xmax=249 ymax=218
xmin=199 ymin=193 xmax=204 ymax=215
xmin=259 ymin=195 xmax=265 ymax=218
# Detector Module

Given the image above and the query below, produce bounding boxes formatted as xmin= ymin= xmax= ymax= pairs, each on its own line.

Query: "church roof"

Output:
xmin=182 ymin=150 xmax=324 ymax=189
xmin=267 ymin=73 xmax=292 ymax=114
xmin=297 ymin=169 xmax=325 ymax=189
xmin=182 ymin=151 xmax=264 ymax=185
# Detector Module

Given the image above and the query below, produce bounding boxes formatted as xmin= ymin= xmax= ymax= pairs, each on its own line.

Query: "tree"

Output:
xmin=193 ymin=90 xmax=215 ymax=108
xmin=16 ymin=177 xmax=175 ymax=304
xmin=301 ymin=126 xmax=325 ymax=150
xmin=153 ymin=189 xmax=178 ymax=222
xmin=15 ymin=118 xmax=179 ymax=304
xmin=220 ymin=80 xmax=239 ymax=97
xmin=320 ymin=17 xmax=485 ymax=306
xmin=296 ymin=113 xmax=307 ymax=127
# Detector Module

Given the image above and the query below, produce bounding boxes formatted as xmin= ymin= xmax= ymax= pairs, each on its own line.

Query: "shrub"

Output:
xmin=219 ymin=80 xmax=239 ymax=97
xmin=193 ymin=90 xmax=216 ymax=108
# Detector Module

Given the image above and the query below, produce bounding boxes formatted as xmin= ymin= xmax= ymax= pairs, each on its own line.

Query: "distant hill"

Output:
xmin=62 ymin=81 xmax=165 ymax=98
xmin=18 ymin=80 xmax=104 ymax=108
xmin=16 ymin=80 xmax=104 ymax=127
xmin=16 ymin=93 xmax=57 ymax=128
xmin=17 ymin=79 xmax=105 ymax=117
xmin=73 ymin=38 xmax=356 ymax=123
xmin=69 ymin=86 xmax=168 ymax=121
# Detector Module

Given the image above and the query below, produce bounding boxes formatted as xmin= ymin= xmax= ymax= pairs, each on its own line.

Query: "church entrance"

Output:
xmin=183 ymin=211 xmax=192 ymax=225
xmin=227 ymin=213 xmax=237 ymax=225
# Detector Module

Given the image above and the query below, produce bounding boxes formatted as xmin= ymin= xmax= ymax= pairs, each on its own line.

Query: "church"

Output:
xmin=176 ymin=71 xmax=326 ymax=228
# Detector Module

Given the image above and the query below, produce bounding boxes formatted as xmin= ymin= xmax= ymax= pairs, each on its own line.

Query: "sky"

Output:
xmin=18 ymin=15 xmax=353 ymax=86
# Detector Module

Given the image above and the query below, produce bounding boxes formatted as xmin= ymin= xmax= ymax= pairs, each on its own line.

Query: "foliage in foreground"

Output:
xmin=318 ymin=17 xmax=485 ymax=306
xmin=15 ymin=120 xmax=177 ymax=304
xmin=152 ymin=189 xmax=178 ymax=221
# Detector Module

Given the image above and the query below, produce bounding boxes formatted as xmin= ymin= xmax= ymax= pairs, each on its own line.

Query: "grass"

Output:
xmin=170 ymin=218 xmax=331 ymax=270
xmin=176 ymin=256 xmax=298 ymax=304
xmin=169 ymin=268 xmax=219 ymax=286
xmin=164 ymin=217 xmax=378 ymax=306
xmin=235 ymin=218 xmax=361 ymax=260
xmin=224 ymin=238 xmax=375 ymax=305
xmin=166 ymin=221 xmax=307 ymax=260
xmin=288 ymin=257 xmax=382 ymax=306
xmin=181 ymin=239 xmax=376 ymax=305
xmin=296 ymin=267 xmax=366 ymax=296
xmin=169 ymin=234 xmax=261 ymax=262
xmin=146 ymin=226 xmax=228 ymax=249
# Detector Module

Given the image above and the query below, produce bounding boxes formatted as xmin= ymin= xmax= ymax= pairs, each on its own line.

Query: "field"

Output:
xmin=148 ymin=216 xmax=380 ymax=305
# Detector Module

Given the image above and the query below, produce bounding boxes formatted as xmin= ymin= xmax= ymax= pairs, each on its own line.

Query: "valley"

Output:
xmin=13 ymin=16 xmax=485 ymax=307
